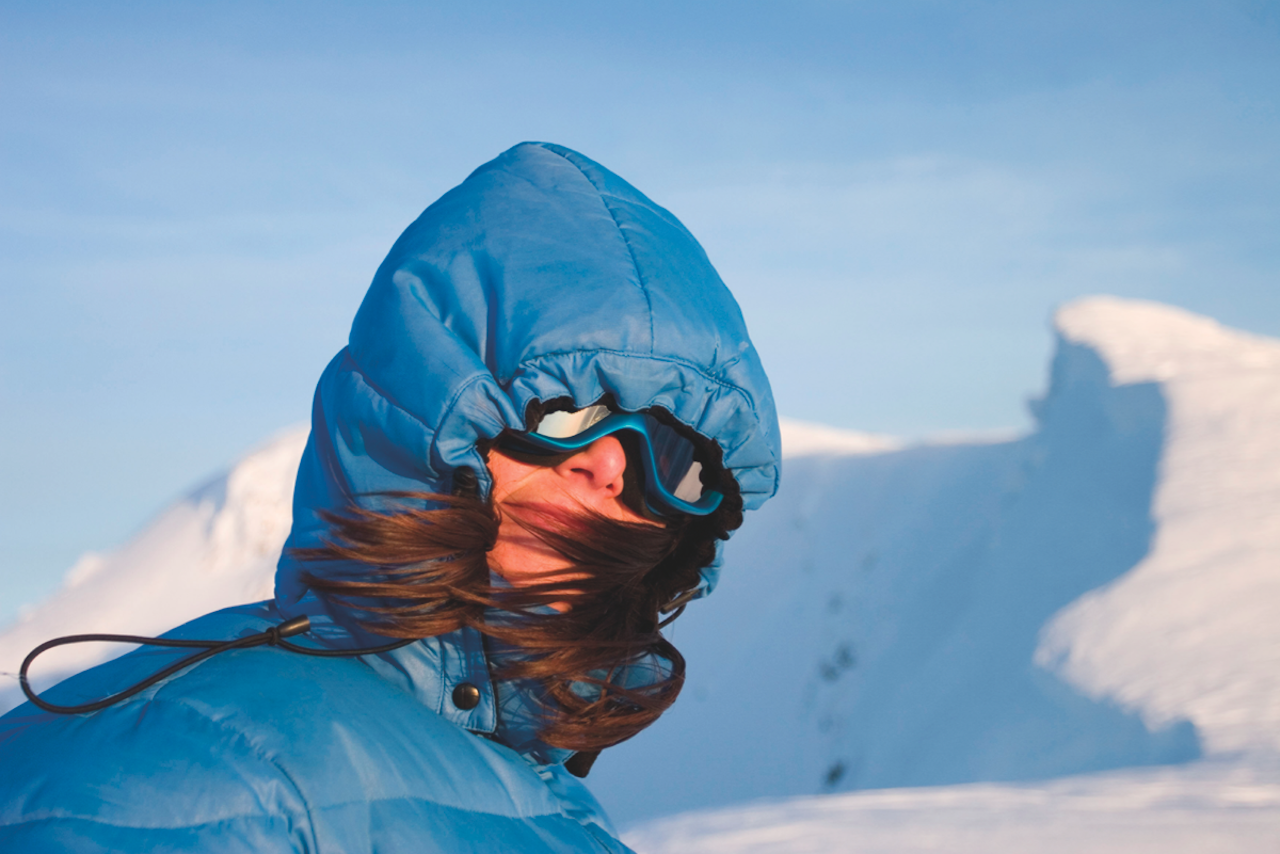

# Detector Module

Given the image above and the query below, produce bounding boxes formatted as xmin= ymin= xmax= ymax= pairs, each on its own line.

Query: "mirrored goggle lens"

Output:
xmin=642 ymin=417 xmax=703 ymax=503
xmin=533 ymin=405 xmax=614 ymax=439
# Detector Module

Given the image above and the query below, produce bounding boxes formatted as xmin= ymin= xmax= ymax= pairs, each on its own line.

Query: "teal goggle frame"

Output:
xmin=497 ymin=405 xmax=724 ymax=518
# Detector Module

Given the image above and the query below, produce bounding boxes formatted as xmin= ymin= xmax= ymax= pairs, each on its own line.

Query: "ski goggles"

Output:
xmin=496 ymin=405 xmax=724 ymax=518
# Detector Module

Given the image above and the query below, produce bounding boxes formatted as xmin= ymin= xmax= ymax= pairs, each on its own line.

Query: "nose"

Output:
xmin=552 ymin=436 xmax=629 ymax=501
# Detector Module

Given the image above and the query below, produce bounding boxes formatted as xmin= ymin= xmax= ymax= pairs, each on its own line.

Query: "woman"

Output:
xmin=0 ymin=142 xmax=780 ymax=852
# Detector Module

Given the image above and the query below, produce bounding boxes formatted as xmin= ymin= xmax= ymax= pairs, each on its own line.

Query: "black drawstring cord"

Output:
xmin=19 ymin=616 xmax=415 ymax=715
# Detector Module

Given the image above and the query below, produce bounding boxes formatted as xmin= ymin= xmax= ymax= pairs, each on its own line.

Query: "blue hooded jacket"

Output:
xmin=0 ymin=143 xmax=780 ymax=852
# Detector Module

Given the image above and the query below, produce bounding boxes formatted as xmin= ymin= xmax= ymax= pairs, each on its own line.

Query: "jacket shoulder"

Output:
xmin=0 ymin=692 xmax=311 ymax=852
xmin=0 ymin=610 xmax=629 ymax=852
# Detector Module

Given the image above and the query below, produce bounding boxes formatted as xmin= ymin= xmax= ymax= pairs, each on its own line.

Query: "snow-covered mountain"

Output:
xmin=2 ymin=296 xmax=1278 ymax=850
xmin=591 ymin=296 xmax=1280 ymax=825
xmin=0 ymin=427 xmax=307 ymax=709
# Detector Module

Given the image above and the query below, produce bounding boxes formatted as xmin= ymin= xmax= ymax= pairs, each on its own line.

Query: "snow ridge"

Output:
xmin=1037 ymin=297 xmax=1280 ymax=755
xmin=778 ymin=418 xmax=902 ymax=457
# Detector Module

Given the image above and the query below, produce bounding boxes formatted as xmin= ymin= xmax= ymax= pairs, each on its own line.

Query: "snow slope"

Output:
xmin=624 ymin=758 xmax=1280 ymax=854
xmin=2 ymin=296 xmax=1278 ymax=849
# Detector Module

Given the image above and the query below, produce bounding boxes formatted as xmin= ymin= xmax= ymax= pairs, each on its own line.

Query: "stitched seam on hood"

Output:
xmin=432 ymin=373 xmax=507 ymax=500
xmin=539 ymin=145 xmax=656 ymax=355
xmin=344 ymin=350 xmax=477 ymax=442
xmin=519 ymin=347 xmax=760 ymax=413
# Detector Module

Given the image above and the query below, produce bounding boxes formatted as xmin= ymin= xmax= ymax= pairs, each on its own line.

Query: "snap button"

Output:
xmin=452 ymin=682 xmax=481 ymax=710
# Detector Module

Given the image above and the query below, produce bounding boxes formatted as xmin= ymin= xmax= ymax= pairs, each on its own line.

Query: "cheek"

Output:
xmin=487 ymin=452 xmax=546 ymax=502
xmin=488 ymin=513 xmax=575 ymax=584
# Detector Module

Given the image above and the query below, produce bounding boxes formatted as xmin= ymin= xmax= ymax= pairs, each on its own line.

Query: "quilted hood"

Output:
xmin=275 ymin=142 xmax=780 ymax=619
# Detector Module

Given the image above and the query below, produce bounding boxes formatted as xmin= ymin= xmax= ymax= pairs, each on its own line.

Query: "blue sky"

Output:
xmin=2 ymin=0 xmax=1279 ymax=621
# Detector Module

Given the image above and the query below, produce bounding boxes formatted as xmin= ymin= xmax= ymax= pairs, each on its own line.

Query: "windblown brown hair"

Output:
xmin=293 ymin=479 xmax=740 ymax=752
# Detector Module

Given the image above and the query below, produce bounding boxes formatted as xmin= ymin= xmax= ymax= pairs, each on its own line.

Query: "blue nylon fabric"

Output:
xmin=1 ymin=604 xmax=629 ymax=853
xmin=0 ymin=142 xmax=779 ymax=852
